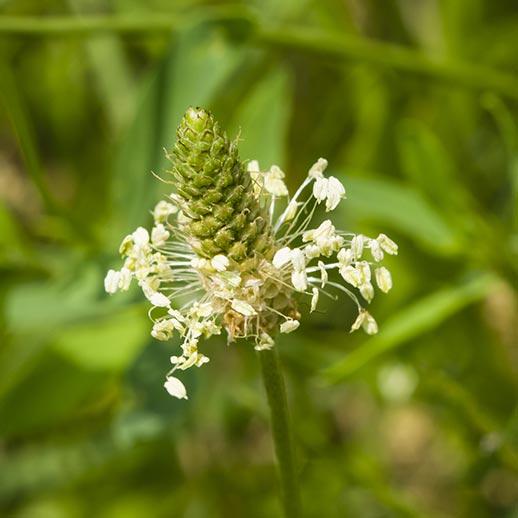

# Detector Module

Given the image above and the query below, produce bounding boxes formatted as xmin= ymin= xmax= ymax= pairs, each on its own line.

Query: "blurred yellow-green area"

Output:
xmin=1 ymin=0 xmax=517 ymax=517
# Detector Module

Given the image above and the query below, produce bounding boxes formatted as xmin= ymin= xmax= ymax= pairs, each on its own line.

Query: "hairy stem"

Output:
xmin=259 ymin=348 xmax=301 ymax=517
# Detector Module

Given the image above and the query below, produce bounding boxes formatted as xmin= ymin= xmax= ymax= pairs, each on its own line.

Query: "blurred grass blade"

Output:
xmin=322 ymin=274 xmax=496 ymax=383
xmin=425 ymin=373 xmax=518 ymax=470
xmin=336 ymin=173 xmax=463 ymax=254
xmin=0 ymin=201 xmax=31 ymax=267
xmin=0 ymin=266 xmax=106 ymax=398
xmin=4 ymin=266 xmax=101 ymax=334
xmin=52 ymin=306 xmax=149 ymax=372
xmin=0 ymin=413 xmax=182 ymax=501
xmin=0 ymin=63 xmax=56 ymax=212
xmin=482 ymin=94 xmax=518 ymax=230
xmin=110 ymin=26 xmax=246 ymax=242
xmin=157 ymin=26 xmax=247 ymax=168
xmin=67 ymin=0 xmax=136 ymax=132
xmin=0 ymin=306 xmax=149 ymax=435
xmin=227 ymin=66 xmax=291 ymax=166
xmin=396 ymin=119 xmax=468 ymax=212
xmin=0 ymin=350 xmax=107 ymax=437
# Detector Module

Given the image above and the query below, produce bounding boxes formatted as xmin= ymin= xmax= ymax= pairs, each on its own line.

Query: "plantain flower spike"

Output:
xmin=105 ymin=107 xmax=398 ymax=398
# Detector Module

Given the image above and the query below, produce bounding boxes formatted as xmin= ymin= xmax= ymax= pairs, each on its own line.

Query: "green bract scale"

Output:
xmin=105 ymin=107 xmax=399 ymax=399
xmin=171 ymin=107 xmax=273 ymax=262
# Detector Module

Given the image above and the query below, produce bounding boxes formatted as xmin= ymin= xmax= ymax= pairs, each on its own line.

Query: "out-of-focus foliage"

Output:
xmin=0 ymin=0 xmax=517 ymax=516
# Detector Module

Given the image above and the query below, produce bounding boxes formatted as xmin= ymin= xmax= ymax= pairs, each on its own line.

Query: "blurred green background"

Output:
xmin=0 ymin=1 xmax=517 ymax=517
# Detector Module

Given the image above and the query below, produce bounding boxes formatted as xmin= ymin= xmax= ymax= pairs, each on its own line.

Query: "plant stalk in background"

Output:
xmin=260 ymin=348 xmax=301 ymax=517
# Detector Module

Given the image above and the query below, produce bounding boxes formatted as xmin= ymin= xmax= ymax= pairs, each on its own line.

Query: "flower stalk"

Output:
xmin=259 ymin=348 xmax=301 ymax=517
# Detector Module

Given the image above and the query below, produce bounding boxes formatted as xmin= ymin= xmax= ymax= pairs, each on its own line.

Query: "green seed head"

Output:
xmin=170 ymin=107 xmax=273 ymax=262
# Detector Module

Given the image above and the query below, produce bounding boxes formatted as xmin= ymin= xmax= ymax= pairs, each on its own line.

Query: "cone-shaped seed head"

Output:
xmin=171 ymin=107 xmax=273 ymax=261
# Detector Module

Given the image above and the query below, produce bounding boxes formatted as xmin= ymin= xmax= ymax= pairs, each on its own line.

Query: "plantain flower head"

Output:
xmin=105 ymin=107 xmax=398 ymax=398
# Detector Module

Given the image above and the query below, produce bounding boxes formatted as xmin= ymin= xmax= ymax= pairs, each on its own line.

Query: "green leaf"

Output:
xmin=67 ymin=0 xmax=137 ymax=132
xmin=482 ymin=94 xmax=518 ymax=230
xmin=335 ymin=173 xmax=463 ymax=254
xmin=4 ymin=265 xmax=101 ymax=333
xmin=109 ymin=27 xmax=247 ymax=243
xmin=0 ymin=307 xmax=149 ymax=436
xmin=158 ymin=27 xmax=246 ymax=162
xmin=0 ymin=350 xmax=107 ymax=437
xmin=0 ymin=266 xmax=125 ymax=399
xmin=226 ymin=65 xmax=291 ymax=166
xmin=322 ymin=274 xmax=496 ymax=383
xmin=396 ymin=119 xmax=464 ymax=210
xmin=52 ymin=306 xmax=149 ymax=372
xmin=0 ymin=202 xmax=30 ymax=266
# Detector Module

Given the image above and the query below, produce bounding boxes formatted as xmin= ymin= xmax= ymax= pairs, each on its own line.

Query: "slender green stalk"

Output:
xmin=0 ymin=63 xmax=56 ymax=213
xmin=259 ymin=348 xmax=301 ymax=517
xmin=258 ymin=25 xmax=518 ymax=101
xmin=1 ymin=13 xmax=518 ymax=100
xmin=0 ymin=62 xmax=94 ymax=243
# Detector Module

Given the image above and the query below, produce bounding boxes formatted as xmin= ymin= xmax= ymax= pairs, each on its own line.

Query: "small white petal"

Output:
xmin=177 ymin=350 xmax=199 ymax=370
xmin=360 ymin=282 xmax=374 ymax=302
xmin=375 ymin=267 xmax=393 ymax=293
xmin=290 ymin=248 xmax=306 ymax=271
xmin=310 ymin=287 xmax=319 ymax=312
xmin=132 ymin=227 xmax=149 ymax=247
xmin=104 ymin=269 xmax=120 ymax=294
xmin=337 ymin=248 xmax=353 ymax=267
xmin=211 ymin=254 xmax=229 ymax=272
xmin=151 ymin=224 xmax=170 ymax=247
xmin=119 ymin=235 xmax=134 ymax=256
xmin=168 ymin=308 xmax=186 ymax=322
xmin=195 ymin=354 xmax=210 ymax=367
xmin=339 ymin=265 xmax=362 ymax=287
xmin=118 ymin=267 xmax=132 ymax=291
xmin=351 ymin=235 xmax=364 ymax=259
xmin=255 ymin=333 xmax=275 ymax=351
xmin=247 ymin=160 xmax=260 ymax=173
xmin=363 ymin=313 xmax=378 ymax=335
xmin=149 ymin=292 xmax=170 ymax=307
xmin=318 ymin=261 xmax=328 ymax=287
xmin=357 ymin=261 xmax=371 ymax=284
xmin=304 ymin=244 xmax=321 ymax=259
xmin=193 ymin=302 xmax=213 ymax=318
xmin=313 ymin=177 xmax=328 ymax=201
xmin=325 ymin=177 xmax=346 ymax=211
xmin=280 ymin=319 xmax=300 ymax=333
xmin=350 ymin=309 xmax=377 ymax=334
xmin=191 ymin=257 xmax=211 ymax=270
xmin=303 ymin=220 xmax=333 ymax=243
xmin=377 ymin=233 xmax=398 ymax=255
xmin=153 ymin=200 xmax=177 ymax=223
xmin=231 ymin=299 xmax=257 ymax=317
xmin=265 ymin=177 xmax=289 ymax=196
xmin=308 ymin=157 xmax=328 ymax=178
xmin=370 ymin=239 xmax=384 ymax=262
xmin=164 ymin=376 xmax=188 ymax=399
xmin=273 ymin=247 xmax=292 ymax=269
xmin=291 ymin=270 xmax=308 ymax=291
xmin=151 ymin=319 xmax=175 ymax=341
xmin=350 ymin=310 xmax=366 ymax=332
xmin=264 ymin=165 xmax=288 ymax=196
xmin=219 ymin=270 xmax=241 ymax=288
xmin=284 ymin=199 xmax=300 ymax=221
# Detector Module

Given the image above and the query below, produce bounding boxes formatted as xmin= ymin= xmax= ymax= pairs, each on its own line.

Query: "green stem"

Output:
xmin=259 ymin=25 xmax=518 ymax=101
xmin=0 ymin=62 xmax=56 ymax=213
xmin=259 ymin=348 xmax=301 ymax=517
xmin=1 ymin=13 xmax=518 ymax=100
